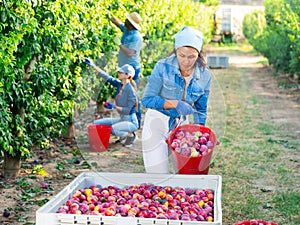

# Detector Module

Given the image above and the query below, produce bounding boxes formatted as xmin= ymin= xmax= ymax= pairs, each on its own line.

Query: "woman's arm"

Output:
xmin=90 ymin=64 xmax=111 ymax=81
xmin=142 ymin=66 xmax=180 ymax=110
xmin=86 ymin=60 xmax=121 ymax=87
xmin=142 ymin=63 xmax=168 ymax=110
xmin=106 ymin=10 xmax=122 ymax=28
xmin=110 ymin=16 xmax=122 ymax=28
xmin=120 ymin=45 xmax=135 ymax=57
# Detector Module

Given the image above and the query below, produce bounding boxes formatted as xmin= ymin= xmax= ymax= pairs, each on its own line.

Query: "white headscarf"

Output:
xmin=174 ymin=26 xmax=204 ymax=53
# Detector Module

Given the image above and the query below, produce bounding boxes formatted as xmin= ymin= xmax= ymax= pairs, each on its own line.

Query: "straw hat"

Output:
xmin=126 ymin=12 xmax=142 ymax=30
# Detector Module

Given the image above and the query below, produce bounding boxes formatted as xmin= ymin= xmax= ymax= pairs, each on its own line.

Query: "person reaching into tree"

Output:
xmin=85 ymin=58 xmax=138 ymax=148
xmin=107 ymin=10 xmax=143 ymax=129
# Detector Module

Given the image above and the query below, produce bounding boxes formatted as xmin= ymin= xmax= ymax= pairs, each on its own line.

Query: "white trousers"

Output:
xmin=142 ymin=109 xmax=171 ymax=173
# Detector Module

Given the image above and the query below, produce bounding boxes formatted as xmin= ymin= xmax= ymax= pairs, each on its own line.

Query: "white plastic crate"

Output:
xmin=207 ymin=55 xmax=229 ymax=69
xmin=36 ymin=172 xmax=222 ymax=225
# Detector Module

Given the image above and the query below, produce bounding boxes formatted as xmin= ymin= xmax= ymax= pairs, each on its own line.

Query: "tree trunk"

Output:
xmin=2 ymin=152 xmax=21 ymax=178
xmin=96 ymin=103 xmax=105 ymax=115
xmin=65 ymin=122 xmax=75 ymax=139
xmin=96 ymin=103 xmax=111 ymax=118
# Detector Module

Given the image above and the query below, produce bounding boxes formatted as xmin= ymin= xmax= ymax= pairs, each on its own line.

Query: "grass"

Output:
xmin=256 ymin=58 xmax=269 ymax=65
xmin=207 ymin=44 xmax=299 ymax=224
xmin=208 ymin=41 xmax=256 ymax=54
xmin=272 ymin=191 xmax=300 ymax=224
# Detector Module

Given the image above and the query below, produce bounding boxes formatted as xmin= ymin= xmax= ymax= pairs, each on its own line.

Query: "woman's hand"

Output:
xmin=84 ymin=58 xmax=94 ymax=67
xmin=103 ymin=102 xmax=116 ymax=109
xmin=176 ymin=100 xmax=194 ymax=115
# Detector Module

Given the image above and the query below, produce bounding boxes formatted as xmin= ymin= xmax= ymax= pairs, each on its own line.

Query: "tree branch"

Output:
xmin=23 ymin=54 xmax=39 ymax=81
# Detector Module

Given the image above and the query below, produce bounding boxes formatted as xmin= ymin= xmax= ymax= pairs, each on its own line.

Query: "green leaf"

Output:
xmin=56 ymin=163 xmax=65 ymax=171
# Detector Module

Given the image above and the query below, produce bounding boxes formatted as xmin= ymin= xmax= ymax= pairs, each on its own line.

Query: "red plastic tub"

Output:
xmin=167 ymin=124 xmax=217 ymax=174
xmin=234 ymin=220 xmax=278 ymax=225
xmin=88 ymin=124 xmax=112 ymax=152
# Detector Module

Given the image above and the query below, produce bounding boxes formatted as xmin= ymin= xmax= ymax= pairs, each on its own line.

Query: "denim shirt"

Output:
xmin=98 ymin=70 xmax=137 ymax=115
xmin=118 ymin=24 xmax=142 ymax=68
xmin=142 ymin=54 xmax=211 ymax=125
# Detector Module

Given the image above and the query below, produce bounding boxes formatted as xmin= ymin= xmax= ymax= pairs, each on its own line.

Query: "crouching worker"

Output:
xmin=84 ymin=58 xmax=139 ymax=147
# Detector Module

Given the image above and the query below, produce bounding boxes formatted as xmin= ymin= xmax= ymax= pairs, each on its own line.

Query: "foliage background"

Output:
xmin=243 ymin=0 xmax=300 ymax=78
xmin=0 ymin=0 xmax=216 ymax=161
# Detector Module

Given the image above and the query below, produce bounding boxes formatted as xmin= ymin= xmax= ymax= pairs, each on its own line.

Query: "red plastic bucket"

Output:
xmin=234 ymin=220 xmax=278 ymax=225
xmin=167 ymin=124 xmax=217 ymax=174
xmin=88 ymin=124 xmax=112 ymax=152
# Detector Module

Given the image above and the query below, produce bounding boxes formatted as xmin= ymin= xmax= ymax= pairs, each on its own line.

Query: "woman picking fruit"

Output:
xmin=84 ymin=59 xmax=139 ymax=147
xmin=106 ymin=10 xmax=143 ymax=129
xmin=141 ymin=26 xmax=212 ymax=173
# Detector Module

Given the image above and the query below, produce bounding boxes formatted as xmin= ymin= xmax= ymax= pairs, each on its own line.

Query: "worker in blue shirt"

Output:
xmin=108 ymin=11 xmax=143 ymax=128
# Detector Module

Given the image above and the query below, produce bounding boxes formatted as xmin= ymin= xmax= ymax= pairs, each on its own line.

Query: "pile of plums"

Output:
xmin=170 ymin=130 xmax=214 ymax=157
xmin=56 ymin=183 xmax=215 ymax=222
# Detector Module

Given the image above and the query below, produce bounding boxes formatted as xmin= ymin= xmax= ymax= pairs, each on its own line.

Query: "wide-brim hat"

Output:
xmin=126 ymin=12 xmax=142 ymax=30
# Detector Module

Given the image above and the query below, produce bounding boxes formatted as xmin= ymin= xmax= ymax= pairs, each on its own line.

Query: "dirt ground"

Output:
xmin=0 ymin=48 xmax=299 ymax=224
xmin=229 ymin=53 xmax=300 ymax=140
